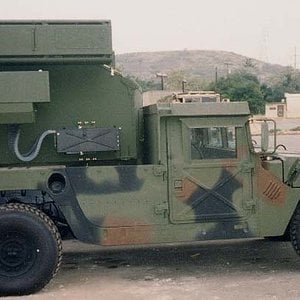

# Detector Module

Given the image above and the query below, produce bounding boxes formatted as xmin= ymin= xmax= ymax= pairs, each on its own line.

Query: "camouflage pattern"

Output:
xmin=0 ymin=21 xmax=300 ymax=248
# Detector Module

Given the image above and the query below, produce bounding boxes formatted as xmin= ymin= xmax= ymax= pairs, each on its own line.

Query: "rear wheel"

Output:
xmin=0 ymin=203 xmax=62 ymax=296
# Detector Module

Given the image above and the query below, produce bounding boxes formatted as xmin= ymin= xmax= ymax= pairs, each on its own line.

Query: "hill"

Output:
xmin=116 ymin=50 xmax=289 ymax=84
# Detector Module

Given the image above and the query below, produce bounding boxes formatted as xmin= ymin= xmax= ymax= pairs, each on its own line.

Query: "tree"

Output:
xmin=266 ymin=68 xmax=300 ymax=101
xmin=210 ymin=70 xmax=265 ymax=114
xmin=243 ymin=58 xmax=256 ymax=69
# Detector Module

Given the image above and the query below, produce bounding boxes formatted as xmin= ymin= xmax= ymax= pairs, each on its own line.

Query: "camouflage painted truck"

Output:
xmin=0 ymin=20 xmax=300 ymax=296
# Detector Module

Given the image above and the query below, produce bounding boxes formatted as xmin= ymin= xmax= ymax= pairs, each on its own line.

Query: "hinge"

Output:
xmin=154 ymin=203 xmax=169 ymax=215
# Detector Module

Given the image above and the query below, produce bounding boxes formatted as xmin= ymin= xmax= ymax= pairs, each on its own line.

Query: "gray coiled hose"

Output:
xmin=8 ymin=125 xmax=56 ymax=162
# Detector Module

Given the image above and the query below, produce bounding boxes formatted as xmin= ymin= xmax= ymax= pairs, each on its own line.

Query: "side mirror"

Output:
xmin=261 ymin=121 xmax=269 ymax=152
xmin=249 ymin=118 xmax=277 ymax=154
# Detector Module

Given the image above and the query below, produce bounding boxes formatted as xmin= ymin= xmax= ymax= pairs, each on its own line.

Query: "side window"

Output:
xmin=191 ymin=127 xmax=237 ymax=160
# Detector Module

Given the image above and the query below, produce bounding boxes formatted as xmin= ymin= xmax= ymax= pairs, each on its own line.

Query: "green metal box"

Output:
xmin=0 ymin=21 xmax=113 ymax=65
xmin=0 ymin=71 xmax=50 ymax=124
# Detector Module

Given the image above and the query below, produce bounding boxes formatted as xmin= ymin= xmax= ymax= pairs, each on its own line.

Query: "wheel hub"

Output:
xmin=0 ymin=232 xmax=36 ymax=277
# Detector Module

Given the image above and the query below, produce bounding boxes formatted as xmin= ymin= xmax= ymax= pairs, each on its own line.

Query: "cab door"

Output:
xmin=167 ymin=117 xmax=254 ymax=224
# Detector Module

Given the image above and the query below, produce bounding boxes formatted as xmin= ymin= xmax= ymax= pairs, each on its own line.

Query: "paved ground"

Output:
xmin=250 ymin=118 xmax=300 ymax=152
xmin=273 ymin=118 xmax=300 ymax=131
xmin=6 ymin=239 xmax=300 ymax=300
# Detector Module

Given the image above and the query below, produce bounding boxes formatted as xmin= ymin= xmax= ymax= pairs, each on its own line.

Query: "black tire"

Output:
xmin=290 ymin=206 xmax=300 ymax=256
xmin=0 ymin=203 xmax=62 ymax=296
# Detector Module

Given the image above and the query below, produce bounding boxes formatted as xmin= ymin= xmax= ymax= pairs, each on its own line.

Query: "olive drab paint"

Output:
xmin=1 ymin=20 xmax=300 ymax=295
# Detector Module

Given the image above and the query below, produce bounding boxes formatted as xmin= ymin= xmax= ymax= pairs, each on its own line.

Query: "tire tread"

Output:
xmin=0 ymin=203 xmax=62 ymax=283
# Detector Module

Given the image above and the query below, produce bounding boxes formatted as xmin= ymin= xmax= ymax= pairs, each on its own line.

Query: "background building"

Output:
xmin=265 ymin=93 xmax=300 ymax=118
xmin=265 ymin=102 xmax=286 ymax=118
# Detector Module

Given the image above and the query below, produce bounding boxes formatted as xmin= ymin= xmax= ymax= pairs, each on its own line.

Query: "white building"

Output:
xmin=265 ymin=93 xmax=300 ymax=118
xmin=285 ymin=93 xmax=300 ymax=118
xmin=265 ymin=102 xmax=286 ymax=118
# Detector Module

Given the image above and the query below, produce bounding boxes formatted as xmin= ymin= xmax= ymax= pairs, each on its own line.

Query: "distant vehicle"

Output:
xmin=158 ymin=91 xmax=229 ymax=104
xmin=0 ymin=20 xmax=300 ymax=296
xmin=173 ymin=91 xmax=221 ymax=103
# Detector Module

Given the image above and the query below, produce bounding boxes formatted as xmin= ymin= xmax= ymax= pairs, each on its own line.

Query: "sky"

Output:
xmin=1 ymin=0 xmax=300 ymax=66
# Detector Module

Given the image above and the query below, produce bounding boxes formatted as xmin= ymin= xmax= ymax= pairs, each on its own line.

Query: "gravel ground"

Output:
xmin=5 ymin=239 xmax=300 ymax=300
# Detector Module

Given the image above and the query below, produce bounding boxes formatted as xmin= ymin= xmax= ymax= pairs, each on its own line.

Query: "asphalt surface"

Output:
xmin=6 ymin=238 xmax=300 ymax=300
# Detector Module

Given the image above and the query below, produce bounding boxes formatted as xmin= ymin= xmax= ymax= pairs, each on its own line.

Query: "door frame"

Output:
xmin=167 ymin=116 xmax=254 ymax=224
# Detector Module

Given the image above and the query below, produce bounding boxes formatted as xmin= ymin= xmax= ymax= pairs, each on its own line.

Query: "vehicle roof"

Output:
xmin=144 ymin=101 xmax=250 ymax=117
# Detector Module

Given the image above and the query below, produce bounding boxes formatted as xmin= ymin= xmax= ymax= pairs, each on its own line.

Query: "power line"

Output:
xmin=294 ymin=46 xmax=300 ymax=70
xmin=259 ymin=26 xmax=270 ymax=63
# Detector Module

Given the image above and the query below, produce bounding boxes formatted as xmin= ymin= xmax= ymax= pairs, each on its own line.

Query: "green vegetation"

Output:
xmin=209 ymin=68 xmax=300 ymax=114
xmin=134 ymin=67 xmax=300 ymax=115
xmin=210 ymin=71 xmax=265 ymax=114
xmin=127 ymin=76 xmax=161 ymax=91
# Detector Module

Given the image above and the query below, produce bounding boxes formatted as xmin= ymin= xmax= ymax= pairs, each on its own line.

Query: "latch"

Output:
xmin=153 ymin=165 xmax=167 ymax=177
xmin=240 ymin=161 xmax=255 ymax=173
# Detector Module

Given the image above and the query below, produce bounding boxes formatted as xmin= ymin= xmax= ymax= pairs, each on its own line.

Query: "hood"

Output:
xmin=275 ymin=152 xmax=300 ymax=187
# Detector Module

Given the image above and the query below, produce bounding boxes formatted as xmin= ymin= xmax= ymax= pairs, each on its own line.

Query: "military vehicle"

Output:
xmin=158 ymin=90 xmax=223 ymax=104
xmin=0 ymin=20 xmax=300 ymax=296
xmin=173 ymin=91 xmax=221 ymax=103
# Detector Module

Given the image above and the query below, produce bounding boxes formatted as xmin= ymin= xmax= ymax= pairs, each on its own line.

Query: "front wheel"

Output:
xmin=290 ymin=205 xmax=300 ymax=256
xmin=0 ymin=203 xmax=62 ymax=296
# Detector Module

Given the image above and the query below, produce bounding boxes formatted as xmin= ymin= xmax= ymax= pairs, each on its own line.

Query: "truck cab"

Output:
xmin=143 ymin=101 xmax=299 ymax=241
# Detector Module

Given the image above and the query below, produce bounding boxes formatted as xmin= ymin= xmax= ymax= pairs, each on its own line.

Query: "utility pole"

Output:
xmin=156 ymin=73 xmax=168 ymax=90
xmin=224 ymin=62 xmax=233 ymax=78
xmin=215 ymin=67 xmax=218 ymax=84
xmin=182 ymin=80 xmax=187 ymax=93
